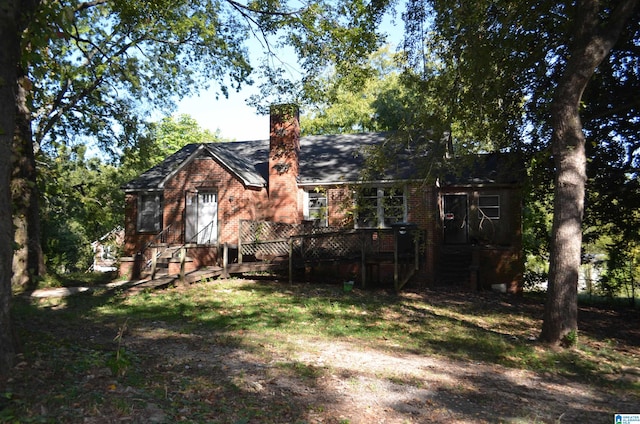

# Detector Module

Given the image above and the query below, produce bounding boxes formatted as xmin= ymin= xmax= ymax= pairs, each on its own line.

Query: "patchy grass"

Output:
xmin=36 ymin=271 xmax=120 ymax=289
xmin=4 ymin=278 xmax=640 ymax=423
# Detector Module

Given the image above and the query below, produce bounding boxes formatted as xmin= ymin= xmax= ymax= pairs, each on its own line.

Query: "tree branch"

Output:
xmin=35 ymin=35 xmax=147 ymax=144
xmin=76 ymin=0 xmax=108 ymax=13
xmin=225 ymin=0 xmax=305 ymax=17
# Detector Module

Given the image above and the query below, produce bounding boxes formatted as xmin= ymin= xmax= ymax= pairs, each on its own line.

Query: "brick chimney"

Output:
xmin=268 ymin=104 xmax=300 ymax=223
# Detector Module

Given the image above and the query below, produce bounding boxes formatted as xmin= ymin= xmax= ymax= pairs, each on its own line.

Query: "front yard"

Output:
xmin=4 ymin=277 xmax=640 ymax=423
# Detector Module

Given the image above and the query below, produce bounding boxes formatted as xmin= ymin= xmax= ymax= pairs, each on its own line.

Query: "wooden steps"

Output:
xmin=128 ymin=260 xmax=290 ymax=294
xmin=438 ymin=247 xmax=473 ymax=287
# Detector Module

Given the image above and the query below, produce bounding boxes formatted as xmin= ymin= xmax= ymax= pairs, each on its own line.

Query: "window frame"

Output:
xmin=137 ymin=192 xmax=163 ymax=233
xmin=304 ymin=189 xmax=329 ymax=227
xmin=355 ymin=186 xmax=406 ymax=229
xmin=478 ymin=194 xmax=500 ymax=220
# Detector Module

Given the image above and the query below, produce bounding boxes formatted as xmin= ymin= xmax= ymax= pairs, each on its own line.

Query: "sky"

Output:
xmin=176 ymin=85 xmax=270 ymax=141
xmin=174 ymin=9 xmax=405 ymax=141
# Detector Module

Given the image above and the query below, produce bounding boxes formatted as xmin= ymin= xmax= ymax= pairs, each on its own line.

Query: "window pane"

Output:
xmin=478 ymin=195 xmax=500 ymax=219
xmin=356 ymin=188 xmax=378 ymax=228
xmin=356 ymin=186 xmax=405 ymax=228
xmin=138 ymin=194 xmax=161 ymax=232
xmin=308 ymin=192 xmax=327 ymax=208
xmin=307 ymin=191 xmax=328 ymax=226
xmin=383 ymin=188 xmax=404 ymax=226
xmin=479 ymin=196 xmax=499 ymax=207
xmin=356 ymin=203 xmax=377 ymax=227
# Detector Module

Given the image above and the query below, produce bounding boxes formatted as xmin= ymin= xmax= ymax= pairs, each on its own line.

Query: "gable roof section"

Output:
xmin=121 ymin=143 xmax=203 ymax=192
xmin=122 ymin=134 xmax=385 ymax=191
xmin=122 ymin=140 xmax=271 ymax=192
xmin=204 ymin=140 xmax=268 ymax=188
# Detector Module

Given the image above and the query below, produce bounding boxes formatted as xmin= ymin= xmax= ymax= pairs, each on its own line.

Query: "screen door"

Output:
xmin=443 ymin=194 xmax=468 ymax=244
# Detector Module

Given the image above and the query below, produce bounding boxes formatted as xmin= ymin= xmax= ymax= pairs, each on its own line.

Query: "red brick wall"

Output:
xmin=164 ymin=155 xmax=270 ymax=246
xmin=327 ymin=186 xmax=353 ymax=227
xmin=187 ymin=246 xmax=220 ymax=269
xmin=122 ymin=154 xmax=272 ymax=259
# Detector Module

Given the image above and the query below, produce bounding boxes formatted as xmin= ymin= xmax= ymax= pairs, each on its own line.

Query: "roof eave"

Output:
xmin=297 ymin=178 xmax=420 ymax=187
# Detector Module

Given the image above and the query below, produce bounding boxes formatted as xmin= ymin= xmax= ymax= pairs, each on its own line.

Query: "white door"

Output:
xmin=185 ymin=192 xmax=217 ymax=244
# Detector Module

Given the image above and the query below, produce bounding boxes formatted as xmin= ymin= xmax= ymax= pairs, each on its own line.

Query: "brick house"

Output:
xmin=120 ymin=104 xmax=524 ymax=292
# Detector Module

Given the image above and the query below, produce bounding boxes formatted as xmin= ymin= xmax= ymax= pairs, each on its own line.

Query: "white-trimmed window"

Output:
xmin=356 ymin=186 xmax=406 ymax=228
xmin=478 ymin=195 xmax=500 ymax=219
xmin=304 ymin=190 xmax=328 ymax=227
xmin=137 ymin=193 xmax=162 ymax=233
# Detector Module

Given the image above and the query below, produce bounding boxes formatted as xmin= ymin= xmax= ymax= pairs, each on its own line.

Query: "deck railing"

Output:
xmin=238 ymin=220 xmax=421 ymax=290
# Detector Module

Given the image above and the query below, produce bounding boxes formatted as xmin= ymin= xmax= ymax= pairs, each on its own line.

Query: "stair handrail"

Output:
xmin=137 ymin=224 xmax=177 ymax=271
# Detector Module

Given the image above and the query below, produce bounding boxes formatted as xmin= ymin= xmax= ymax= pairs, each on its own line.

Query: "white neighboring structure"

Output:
xmin=527 ymin=253 xmax=606 ymax=293
xmin=579 ymin=253 xmax=606 ymax=294
xmin=91 ymin=227 xmax=124 ymax=272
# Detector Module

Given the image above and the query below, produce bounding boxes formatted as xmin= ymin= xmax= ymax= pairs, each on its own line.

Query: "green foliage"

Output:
xmin=107 ymin=320 xmax=131 ymax=377
xmin=301 ymin=47 xmax=407 ymax=135
xmin=120 ymin=114 xmax=223 ymax=175
xmin=39 ymin=144 xmax=124 ymax=273
xmin=39 ymin=114 xmax=214 ymax=273
xmin=562 ymin=330 xmax=579 ymax=348
xmin=522 ymin=165 xmax=553 ymax=289
xmin=600 ymin=242 xmax=640 ymax=304
xmin=43 ymin=219 xmax=93 ymax=274
xmin=25 ymin=0 xmax=253 ymax=155
xmin=247 ymin=0 xmax=391 ymax=111
xmin=580 ymin=14 xmax=640 ymax=277
xmin=400 ymin=0 xmax=543 ymax=152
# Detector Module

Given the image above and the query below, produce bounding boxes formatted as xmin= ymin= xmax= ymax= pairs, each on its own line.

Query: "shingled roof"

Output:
xmin=121 ymin=133 xmax=394 ymax=191
xmin=121 ymin=143 xmax=203 ymax=191
xmin=121 ymin=132 xmax=523 ymax=192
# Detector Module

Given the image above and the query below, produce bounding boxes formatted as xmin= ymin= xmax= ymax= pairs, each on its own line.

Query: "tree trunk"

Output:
xmin=0 ymin=1 xmax=22 ymax=384
xmin=12 ymin=67 xmax=45 ymax=292
xmin=540 ymin=0 xmax=638 ymax=345
xmin=541 ymin=97 xmax=586 ymax=345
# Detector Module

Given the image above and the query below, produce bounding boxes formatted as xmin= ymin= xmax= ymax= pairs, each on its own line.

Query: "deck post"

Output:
xmin=238 ymin=223 xmax=243 ymax=264
xmin=288 ymin=237 xmax=293 ymax=284
xmin=179 ymin=246 xmax=186 ymax=282
xmin=151 ymin=246 xmax=158 ymax=279
xmin=222 ymin=243 xmax=229 ymax=278
xmin=394 ymin=233 xmax=399 ymax=290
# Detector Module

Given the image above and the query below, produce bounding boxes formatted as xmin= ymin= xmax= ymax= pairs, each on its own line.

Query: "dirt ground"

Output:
xmin=6 ymin=282 xmax=640 ymax=423
xmin=119 ymin=326 xmax=639 ymax=424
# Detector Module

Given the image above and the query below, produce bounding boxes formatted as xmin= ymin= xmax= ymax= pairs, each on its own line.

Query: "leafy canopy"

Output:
xmin=24 ymin=0 xmax=393 ymax=159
